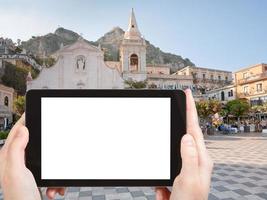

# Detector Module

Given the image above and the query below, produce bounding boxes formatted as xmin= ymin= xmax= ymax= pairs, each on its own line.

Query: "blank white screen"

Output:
xmin=41 ymin=97 xmax=170 ymax=180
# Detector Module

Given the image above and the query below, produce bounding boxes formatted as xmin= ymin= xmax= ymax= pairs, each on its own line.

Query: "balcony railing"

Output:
xmin=237 ymin=90 xmax=267 ymax=98
xmin=147 ymin=74 xmax=193 ymax=80
xmin=193 ymin=78 xmax=232 ymax=85
xmin=238 ymin=72 xmax=267 ymax=85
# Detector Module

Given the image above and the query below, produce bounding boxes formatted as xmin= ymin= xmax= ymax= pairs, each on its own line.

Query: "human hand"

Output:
xmin=156 ymin=89 xmax=214 ymax=200
xmin=0 ymin=113 xmax=65 ymax=200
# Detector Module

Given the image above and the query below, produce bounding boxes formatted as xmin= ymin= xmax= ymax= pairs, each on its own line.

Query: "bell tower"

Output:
xmin=120 ymin=8 xmax=147 ymax=81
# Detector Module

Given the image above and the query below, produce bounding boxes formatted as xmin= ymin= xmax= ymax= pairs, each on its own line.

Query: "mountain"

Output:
xmin=21 ymin=27 xmax=195 ymax=72
xmin=21 ymin=28 xmax=95 ymax=56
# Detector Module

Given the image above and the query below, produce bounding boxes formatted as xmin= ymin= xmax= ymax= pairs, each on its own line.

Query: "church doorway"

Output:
xmin=130 ymin=54 xmax=138 ymax=72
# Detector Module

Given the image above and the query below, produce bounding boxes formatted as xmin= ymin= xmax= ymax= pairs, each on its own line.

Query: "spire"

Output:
xmin=124 ymin=8 xmax=142 ymax=40
xmin=128 ymin=8 xmax=139 ymax=31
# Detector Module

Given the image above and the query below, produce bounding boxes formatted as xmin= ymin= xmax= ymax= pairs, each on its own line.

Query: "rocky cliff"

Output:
xmin=21 ymin=27 xmax=195 ymax=73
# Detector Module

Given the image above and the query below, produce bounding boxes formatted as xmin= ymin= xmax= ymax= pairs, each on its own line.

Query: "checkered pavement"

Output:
xmin=207 ymin=135 xmax=267 ymax=200
xmin=0 ymin=135 xmax=267 ymax=200
xmin=42 ymin=187 xmax=156 ymax=200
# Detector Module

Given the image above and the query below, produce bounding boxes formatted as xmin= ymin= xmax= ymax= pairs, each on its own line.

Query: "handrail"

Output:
xmin=0 ymin=54 xmax=42 ymax=70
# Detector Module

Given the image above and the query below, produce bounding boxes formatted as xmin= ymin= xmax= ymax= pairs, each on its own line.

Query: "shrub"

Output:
xmin=0 ymin=131 xmax=9 ymax=140
xmin=14 ymin=95 xmax=25 ymax=116
xmin=124 ymin=79 xmax=147 ymax=89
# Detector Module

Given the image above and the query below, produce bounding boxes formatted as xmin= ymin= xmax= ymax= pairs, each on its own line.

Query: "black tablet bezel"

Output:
xmin=26 ymin=89 xmax=186 ymax=187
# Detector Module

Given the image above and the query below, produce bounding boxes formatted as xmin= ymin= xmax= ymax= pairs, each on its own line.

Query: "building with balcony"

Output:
xmin=147 ymin=73 xmax=193 ymax=90
xmin=145 ymin=64 xmax=193 ymax=89
xmin=175 ymin=66 xmax=232 ymax=93
xmin=235 ymin=63 xmax=267 ymax=105
xmin=205 ymin=84 xmax=236 ymax=103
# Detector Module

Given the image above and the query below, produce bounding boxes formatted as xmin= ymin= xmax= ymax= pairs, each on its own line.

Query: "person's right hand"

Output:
xmin=156 ymin=89 xmax=214 ymax=200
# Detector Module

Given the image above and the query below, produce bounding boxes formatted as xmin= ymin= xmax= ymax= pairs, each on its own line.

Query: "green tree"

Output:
xmin=15 ymin=46 xmax=22 ymax=53
xmin=225 ymin=99 xmax=250 ymax=124
xmin=14 ymin=95 xmax=25 ymax=117
xmin=196 ymin=100 xmax=210 ymax=120
xmin=196 ymin=99 xmax=222 ymax=134
xmin=250 ymin=103 xmax=267 ymax=114
xmin=0 ymin=131 xmax=9 ymax=140
xmin=196 ymin=99 xmax=222 ymax=120
xmin=1 ymin=62 xmax=28 ymax=95
xmin=104 ymin=51 xmax=113 ymax=61
xmin=124 ymin=79 xmax=147 ymax=89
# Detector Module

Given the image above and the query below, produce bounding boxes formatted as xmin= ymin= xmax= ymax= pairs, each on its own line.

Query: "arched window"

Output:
xmin=130 ymin=54 xmax=138 ymax=72
xmin=4 ymin=96 xmax=8 ymax=106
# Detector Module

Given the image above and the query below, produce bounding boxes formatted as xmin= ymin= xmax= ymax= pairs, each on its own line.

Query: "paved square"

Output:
xmin=0 ymin=134 xmax=267 ymax=200
xmin=206 ymin=134 xmax=267 ymax=200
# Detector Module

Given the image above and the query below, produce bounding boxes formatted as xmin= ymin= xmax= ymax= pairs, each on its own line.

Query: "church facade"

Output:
xmin=27 ymin=37 xmax=124 ymax=89
xmin=27 ymin=9 xmax=147 ymax=90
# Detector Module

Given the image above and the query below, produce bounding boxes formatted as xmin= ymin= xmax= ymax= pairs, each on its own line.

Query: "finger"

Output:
xmin=155 ymin=187 xmax=170 ymax=200
xmin=184 ymin=89 xmax=203 ymax=139
xmin=180 ymin=134 xmax=198 ymax=178
xmin=46 ymin=188 xmax=57 ymax=199
xmin=184 ymin=90 xmax=214 ymax=179
xmin=4 ymin=113 xmax=25 ymax=149
xmin=184 ymin=89 xmax=208 ymax=159
xmin=46 ymin=188 xmax=66 ymax=199
xmin=184 ymin=89 xmax=214 ymax=190
xmin=7 ymin=126 xmax=29 ymax=167
xmin=199 ymin=154 xmax=213 ymax=189
xmin=58 ymin=188 xmax=66 ymax=196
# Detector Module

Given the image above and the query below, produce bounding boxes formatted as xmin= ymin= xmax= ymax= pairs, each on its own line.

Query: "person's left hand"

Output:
xmin=0 ymin=113 xmax=65 ymax=200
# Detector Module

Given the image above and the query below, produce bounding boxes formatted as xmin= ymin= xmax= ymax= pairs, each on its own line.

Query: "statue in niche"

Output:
xmin=76 ymin=56 xmax=85 ymax=70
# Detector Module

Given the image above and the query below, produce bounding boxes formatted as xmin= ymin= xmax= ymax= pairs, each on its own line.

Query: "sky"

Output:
xmin=0 ymin=0 xmax=266 ymax=71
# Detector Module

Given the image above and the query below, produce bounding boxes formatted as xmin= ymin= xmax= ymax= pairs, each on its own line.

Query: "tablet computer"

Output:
xmin=25 ymin=89 xmax=186 ymax=187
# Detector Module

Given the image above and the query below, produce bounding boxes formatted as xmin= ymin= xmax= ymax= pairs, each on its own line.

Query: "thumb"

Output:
xmin=7 ymin=126 xmax=29 ymax=167
xmin=180 ymin=134 xmax=199 ymax=178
